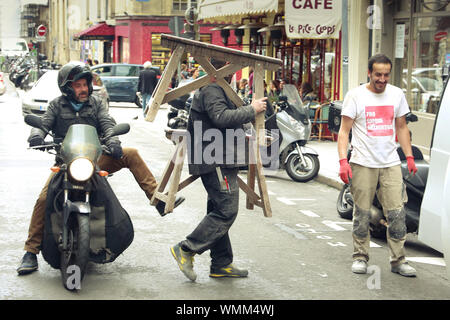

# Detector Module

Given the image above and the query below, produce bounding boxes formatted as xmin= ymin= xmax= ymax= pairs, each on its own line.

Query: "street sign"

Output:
xmin=36 ymin=25 xmax=47 ymax=37
xmin=434 ymin=31 xmax=447 ymax=42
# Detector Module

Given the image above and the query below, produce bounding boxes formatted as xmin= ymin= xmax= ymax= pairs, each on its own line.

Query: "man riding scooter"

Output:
xmin=17 ymin=62 xmax=184 ymax=275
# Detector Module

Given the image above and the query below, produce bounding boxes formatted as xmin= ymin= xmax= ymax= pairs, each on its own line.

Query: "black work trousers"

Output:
xmin=180 ymin=167 xmax=239 ymax=269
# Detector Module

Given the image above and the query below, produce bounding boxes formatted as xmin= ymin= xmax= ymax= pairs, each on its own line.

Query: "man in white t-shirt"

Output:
xmin=337 ymin=54 xmax=418 ymax=277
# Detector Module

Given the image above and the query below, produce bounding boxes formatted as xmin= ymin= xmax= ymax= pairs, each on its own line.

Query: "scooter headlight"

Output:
xmin=69 ymin=158 xmax=94 ymax=182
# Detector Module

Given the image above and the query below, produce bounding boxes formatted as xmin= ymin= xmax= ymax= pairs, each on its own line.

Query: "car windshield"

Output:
xmin=116 ymin=65 xmax=140 ymax=77
xmin=416 ymin=77 xmax=442 ymax=92
xmin=35 ymin=70 xmax=58 ymax=88
xmin=2 ymin=41 xmax=27 ymax=51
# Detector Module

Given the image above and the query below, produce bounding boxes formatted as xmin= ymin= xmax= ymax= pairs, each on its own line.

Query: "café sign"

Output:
xmin=285 ymin=0 xmax=342 ymax=39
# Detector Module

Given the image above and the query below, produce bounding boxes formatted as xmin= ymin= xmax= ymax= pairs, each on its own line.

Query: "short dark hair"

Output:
xmin=368 ymin=54 xmax=392 ymax=72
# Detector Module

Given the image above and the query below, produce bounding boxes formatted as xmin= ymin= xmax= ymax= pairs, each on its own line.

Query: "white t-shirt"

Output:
xmin=341 ymin=83 xmax=410 ymax=168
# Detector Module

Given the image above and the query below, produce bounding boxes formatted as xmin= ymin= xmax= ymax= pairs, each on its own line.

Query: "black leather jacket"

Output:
xmin=27 ymin=95 xmax=119 ymax=148
xmin=187 ymin=83 xmax=255 ymax=176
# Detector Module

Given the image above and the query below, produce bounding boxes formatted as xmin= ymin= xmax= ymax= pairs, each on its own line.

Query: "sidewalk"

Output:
xmin=307 ymin=139 xmax=343 ymax=190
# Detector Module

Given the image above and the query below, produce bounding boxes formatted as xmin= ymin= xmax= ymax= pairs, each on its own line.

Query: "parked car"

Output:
xmin=402 ymin=68 xmax=443 ymax=113
xmin=91 ymin=63 xmax=160 ymax=107
xmin=0 ymin=38 xmax=29 ymax=57
xmin=22 ymin=69 xmax=109 ymax=115
xmin=0 ymin=72 xmax=6 ymax=95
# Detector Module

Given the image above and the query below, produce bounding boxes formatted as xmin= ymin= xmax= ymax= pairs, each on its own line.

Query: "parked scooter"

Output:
xmin=263 ymin=84 xmax=320 ymax=182
xmin=24 ymin=114 xmax=134 ymax=291
xmin=336 ymin=113 xmax=427 ymax=239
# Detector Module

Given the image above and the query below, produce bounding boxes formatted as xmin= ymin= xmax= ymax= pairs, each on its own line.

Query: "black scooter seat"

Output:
xmin=400 ymin=159 xmax=428 ymax=190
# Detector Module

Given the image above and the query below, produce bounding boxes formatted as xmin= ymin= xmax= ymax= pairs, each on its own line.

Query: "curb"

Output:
xmin=315 ymin=173 xmax=343 ymax=190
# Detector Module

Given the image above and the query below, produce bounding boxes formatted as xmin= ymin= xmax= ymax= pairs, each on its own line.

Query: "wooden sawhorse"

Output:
xmin=145 ymin=34 xmax=282 ymax=217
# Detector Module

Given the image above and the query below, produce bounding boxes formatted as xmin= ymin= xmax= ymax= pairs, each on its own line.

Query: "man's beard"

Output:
xmin=76 ymin=91 xmax=89 ymax=102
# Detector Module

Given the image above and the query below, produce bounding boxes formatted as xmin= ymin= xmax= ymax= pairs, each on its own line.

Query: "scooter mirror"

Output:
xmin=110 ymin=123 xmax=130 ymax=137
xmin=24 ymin=114 xmax=43 ymax=129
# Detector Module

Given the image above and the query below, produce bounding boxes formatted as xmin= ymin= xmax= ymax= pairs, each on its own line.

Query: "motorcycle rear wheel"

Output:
xmin=337 ymin=184 xmax=353 ymax=220
xmin=60 ymin=214 xmax=90 ymax=291
xmin=285 ymin=153 xmax=320 ymax=182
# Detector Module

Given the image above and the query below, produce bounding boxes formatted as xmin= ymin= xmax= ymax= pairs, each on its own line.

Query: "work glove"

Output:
xmin=406 ymin=156 xmax=417 ymax=175
xmin=29 ymin=136 xmax=45 ymax=148
xmin=108 ymin=143 xmax=123 ymax=160
xmin=339 ymin=158 xmax=352 ymax=184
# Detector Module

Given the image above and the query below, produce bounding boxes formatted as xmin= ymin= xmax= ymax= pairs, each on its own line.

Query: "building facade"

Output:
xmin=43 ymin=0 xmax=225 ymax=70
xmin=350 ymin=0 xmax=450 ymax=155
xmin=197 ymin=0 xmax=450 ymax=155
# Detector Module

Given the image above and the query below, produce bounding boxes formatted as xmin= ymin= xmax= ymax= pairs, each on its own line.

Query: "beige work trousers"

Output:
xmin=24 ymin=147 xmax=158 ymax=254
xmin=350 ymin=163 xmax=407 ymax=267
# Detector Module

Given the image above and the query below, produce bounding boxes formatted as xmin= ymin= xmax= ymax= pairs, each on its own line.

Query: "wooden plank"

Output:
xmin=161 ymin=34 xmax=282 ymax=71
xmin=163 ymin=138 xmax=186 ymax=213
xmin=237 ymin=175 xmax=260 ymax=204
xmin=255 ymin=149 xmax=272 ymax=217
xmin=145 ymin=44 xmax=185 ymax=122
xmin=150 ymin=154 xmax=175 ymax=206
xmin=177 ymin=175 xmax=200 ymax=192
xmin=194 ymin=56 xmax=243 ymax=107
xmin=153 ymin=192 xmax=169 ymax=203
xmin=246 ymin=164 xmax=256 ymax=210
xmin=253 ymin=62 xmax=265 ymax=146
xmin=161 ymin=62 xmax=244 ymax=105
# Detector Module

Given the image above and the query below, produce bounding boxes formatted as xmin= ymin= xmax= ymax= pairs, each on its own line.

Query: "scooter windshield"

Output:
xmin=60 ymin=124 xmax=102 ymax=165
xmin=282 ymin=84 xmax=309 ymax=122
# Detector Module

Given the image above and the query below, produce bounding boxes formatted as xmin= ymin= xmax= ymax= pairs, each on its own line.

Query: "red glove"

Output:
xmin=406 ymin=156 xmax=417 ymax=175
xmin=339 ymin=158 xmax=352 ymax=184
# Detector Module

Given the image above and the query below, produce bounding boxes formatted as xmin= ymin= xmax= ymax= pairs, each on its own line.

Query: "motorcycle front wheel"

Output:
xmin=60 ymin=214 xmax=90 ymax=291
xmin=285 ymin=153 xmax=320 ymax=182
xmin=337 ymin=184 xmax=353 ymax=220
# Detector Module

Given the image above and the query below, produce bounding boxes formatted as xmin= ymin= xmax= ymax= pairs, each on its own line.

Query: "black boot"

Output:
xmin=155 ymin=196 xmax=185 ymax=216
xmin=17 ymin=252 xmax=38 ymax=275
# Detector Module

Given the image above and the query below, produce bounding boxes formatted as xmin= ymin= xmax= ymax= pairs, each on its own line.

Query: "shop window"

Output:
xmin=402 ymin=15 xmax=448 ymax=114
xmin=199 ymin=34 xmax=211 ymax=43
xmin=280 ymin=39 xmax=338 ymax=102
xmin=152 ymin=34 xmax=171 ymax=71
xmin=173 ymin=0 xmax=197 ymax=12
xmin=415 ymin=0 xmax=450 ymax=12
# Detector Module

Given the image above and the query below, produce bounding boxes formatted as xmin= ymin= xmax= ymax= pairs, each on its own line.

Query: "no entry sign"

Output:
xmin=36 ymin=25 xmax=47 ymax=37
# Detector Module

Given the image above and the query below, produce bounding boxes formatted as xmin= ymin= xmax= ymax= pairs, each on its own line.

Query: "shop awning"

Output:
xmin=74 ymin=23 xmax=115 ymax=41
xmin=198 ymin=0 xmax=278 ymax=21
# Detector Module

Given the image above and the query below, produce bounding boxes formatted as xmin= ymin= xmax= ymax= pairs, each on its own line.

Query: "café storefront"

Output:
xmin=198 ymin=0 xmax=344 ymax=103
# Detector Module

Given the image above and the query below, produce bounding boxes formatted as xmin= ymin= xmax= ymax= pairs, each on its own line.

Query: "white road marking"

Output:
xmin=322 ymin=220 xmax=352 ymax=231
xmin=277 ymin=197 xmax=315 ymax=205
xmin=299 ymin=210 xmax=320 ymax=218
xmin=275 ymin=223 xmax=308 ymax=240
xmin=406 ymin=257 xmax=446 ymax=267
xmin=370 ymin=241 xmax=382 ymax=248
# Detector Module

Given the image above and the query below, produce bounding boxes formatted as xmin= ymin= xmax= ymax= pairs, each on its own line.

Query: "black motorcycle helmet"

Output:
xmin=57 ymin=62 xmax=93 ymax=100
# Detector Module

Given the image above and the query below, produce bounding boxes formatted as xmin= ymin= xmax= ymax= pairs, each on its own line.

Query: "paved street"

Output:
xmin=0 ymin=81 xmax=449 ymax=301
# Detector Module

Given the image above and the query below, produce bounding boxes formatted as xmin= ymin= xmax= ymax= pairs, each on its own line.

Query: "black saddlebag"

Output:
xmin=41 ymin=172 xmax=134 ymax=269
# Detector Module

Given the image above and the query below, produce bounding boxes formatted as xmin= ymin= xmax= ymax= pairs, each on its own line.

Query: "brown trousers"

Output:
xmin=24 ymin=147 xmax=158 ymax=254
xmin=350 ymin=163 xmax=407 ymax=267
